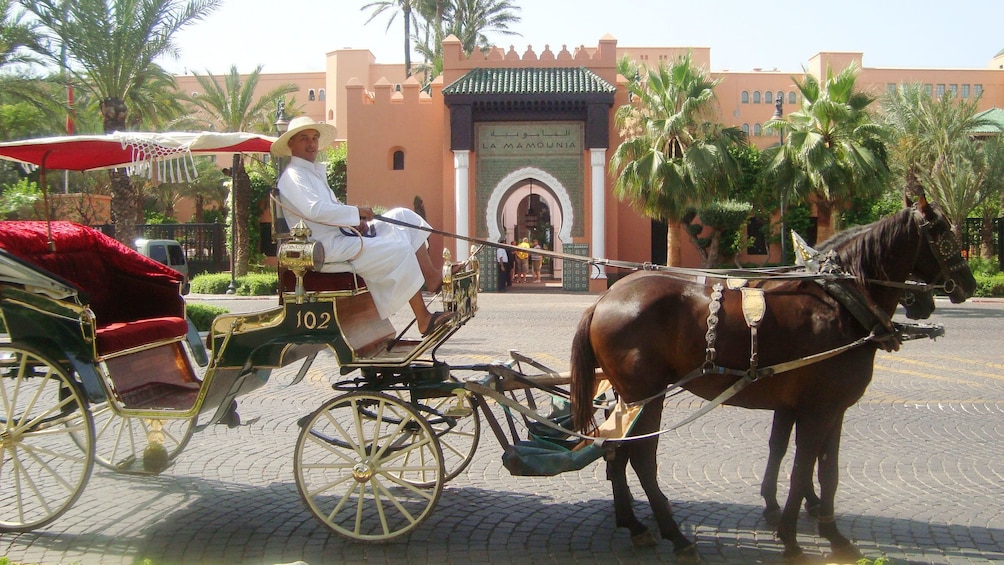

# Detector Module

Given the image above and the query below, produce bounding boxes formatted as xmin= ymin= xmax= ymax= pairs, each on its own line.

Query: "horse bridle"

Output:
xmin=913 ymin=205 xmax=967 ymax=296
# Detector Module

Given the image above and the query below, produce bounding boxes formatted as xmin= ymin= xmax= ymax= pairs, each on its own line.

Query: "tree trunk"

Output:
xmin=666 ymin=218 xmax=682 ymax=267
xmin=101 ymin=97 xmax=142 ymax=247
xmin=232 ymin=155 xmax=251 ymax=277
xmin=904 ymin=167 xmax=924 ymax=201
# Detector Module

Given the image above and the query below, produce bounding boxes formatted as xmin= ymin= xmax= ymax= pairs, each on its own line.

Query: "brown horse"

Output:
xmin=761 ymin=226 xmax=938 ymax=525
xmin=570 ymin=198 xmax=975 ymax=562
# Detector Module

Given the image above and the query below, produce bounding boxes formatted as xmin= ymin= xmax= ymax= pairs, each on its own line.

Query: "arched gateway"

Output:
xmin=443 ymin=66 xmax=615 ymax=291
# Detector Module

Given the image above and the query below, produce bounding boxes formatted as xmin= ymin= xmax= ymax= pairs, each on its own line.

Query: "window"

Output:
xmin=961 ymin=84 xmax=971 ymax=99
xmin=975 ymin=84 xmax=983 ymax=96
xmin=765 ymin=91 xmax=773 ymax=104
xmin=392 ymin=150 xmax=404 ymax=170
xmin=191 ymin=91 xmax=199 ymax=97
xmin=318 ymin=89 xmax=326 ymax=101
xmin=308 ymin=89 xmax=316 ymax=101
xmin=788 ymin=91 xmax=796 ymax=104
xmin=742 ymin=123 xmax=750 ymax=135
xmin=887 ymin=83 xmax=896 ymax=94
xmin=741 ymin=91 xmax=749 ymax=104
xmin=753 ymin=123 xmax=762 ymax=136
xmin=924 ymin=84 xmax=933 ymax=96
xmin=936 ymin=84 xmax=945 ymax=97
xmin=753 ymin=91 xmax=761 ymax=104
xmin=776 ymin=91 xmax=783 ymax=102
xmin=949 ymin=84 xmax=958 ymax=97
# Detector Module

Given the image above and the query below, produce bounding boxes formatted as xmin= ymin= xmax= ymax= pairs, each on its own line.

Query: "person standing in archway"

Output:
xmin=531 ymin=239 xmax=543 ymax=283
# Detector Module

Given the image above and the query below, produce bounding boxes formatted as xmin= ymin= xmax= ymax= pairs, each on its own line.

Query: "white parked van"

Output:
xmin=136 ymin=238 xmax=190 ymax=295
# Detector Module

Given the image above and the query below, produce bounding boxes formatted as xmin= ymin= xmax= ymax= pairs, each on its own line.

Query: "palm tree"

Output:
xmin=412 ymin=0 xmax=521 ymax=83
xmin=881 ymin=83 xmax=995 ymax=204
xmin=0 ymin=0 xmax=50 ymax=107
xmin=764 ymin=63 xmax=889 ymax=238
xmin=610 ymin=53 xmax=745 ymax=266
xmin=362 ymin=0 xmax=416 ymax=78
xmin=23 ymin=0 xmax=222 ymax=246
xmin=446 ymin=0 xmax=521 ymax=55
xmin=178 ymin=64 xmax=296 ymax=276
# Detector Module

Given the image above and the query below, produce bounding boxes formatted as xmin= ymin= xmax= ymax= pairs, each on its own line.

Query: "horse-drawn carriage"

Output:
xmin=0 ymin=132 xmax=978 ymax=560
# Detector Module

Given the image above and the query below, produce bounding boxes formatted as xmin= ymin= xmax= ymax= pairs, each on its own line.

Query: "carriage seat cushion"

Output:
xmin=0 ymin=222 xmax=187 ymax=355
xmin=96 ymin=317 xmax=191 ymax=355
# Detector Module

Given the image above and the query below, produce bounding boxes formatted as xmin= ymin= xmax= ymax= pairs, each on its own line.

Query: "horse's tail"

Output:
xmin=570 ymin=303 xmax=599 ymax=433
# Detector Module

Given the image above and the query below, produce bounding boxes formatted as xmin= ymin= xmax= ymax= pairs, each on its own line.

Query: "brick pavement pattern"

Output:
xmin=2 ymin=293 xmax=1002 ymax=564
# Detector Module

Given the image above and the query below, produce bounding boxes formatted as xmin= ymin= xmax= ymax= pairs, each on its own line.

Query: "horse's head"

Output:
xmin=909 ymin=195 xmax=976 ymax=304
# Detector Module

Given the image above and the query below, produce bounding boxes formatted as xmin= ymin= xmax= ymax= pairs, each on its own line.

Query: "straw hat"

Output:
xmin=270 ymin=116 xmax=337 ymax=157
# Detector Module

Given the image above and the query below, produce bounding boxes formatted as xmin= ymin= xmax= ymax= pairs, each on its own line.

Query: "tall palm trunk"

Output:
xmin=666 ymin=218 xmax=682 ymax=267
xmin=232 ymin=155 xmax=251 ymax=277
xmin=101 ymin=97 xmax=142 ymax=247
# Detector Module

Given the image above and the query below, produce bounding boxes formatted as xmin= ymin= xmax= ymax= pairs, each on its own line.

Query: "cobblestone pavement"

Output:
xmin=2 ymin=292 xmax=1002 ymax=565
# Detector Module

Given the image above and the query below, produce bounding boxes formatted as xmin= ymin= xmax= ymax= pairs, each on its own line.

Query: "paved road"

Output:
xmin=3 ymin=292 xmax=1002 ymax=564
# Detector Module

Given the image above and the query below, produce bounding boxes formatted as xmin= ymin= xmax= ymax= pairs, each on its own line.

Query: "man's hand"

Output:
xmin=356 ymin=206 xmax=374 ymax=233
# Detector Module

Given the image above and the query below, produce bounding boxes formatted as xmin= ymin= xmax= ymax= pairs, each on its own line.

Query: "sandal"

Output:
xmin=421 ymin=311 xmax=458 ymax=336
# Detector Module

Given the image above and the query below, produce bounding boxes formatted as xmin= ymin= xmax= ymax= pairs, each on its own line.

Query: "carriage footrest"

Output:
xmin=895 ymin=322 xmax=945 ymax=341
xmin=502 ymin=435 xmax=603 ymax=476
xmin=119 ymin=382 xmax=200 ymax=410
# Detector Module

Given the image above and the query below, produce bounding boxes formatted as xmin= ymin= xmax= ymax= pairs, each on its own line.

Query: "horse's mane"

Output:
xmin=824 ymin=207 xmax=918 ymax=286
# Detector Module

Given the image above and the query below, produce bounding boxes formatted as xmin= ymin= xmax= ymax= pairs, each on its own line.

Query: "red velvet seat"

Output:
xmin=0 ymin=221 xmax=187 ymax=358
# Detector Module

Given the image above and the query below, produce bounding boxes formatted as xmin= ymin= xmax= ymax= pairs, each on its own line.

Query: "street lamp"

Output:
xmin=772 ymin=98 xmax=788 ymax=264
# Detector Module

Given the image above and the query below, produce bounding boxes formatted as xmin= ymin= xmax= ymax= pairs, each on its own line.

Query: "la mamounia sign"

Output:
xmin=477 ymin=122 xmax=583 ymax=157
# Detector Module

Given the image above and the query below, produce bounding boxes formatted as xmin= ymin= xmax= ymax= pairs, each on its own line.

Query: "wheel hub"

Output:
xmin=352 ymin=461 xmax=374 ymax=482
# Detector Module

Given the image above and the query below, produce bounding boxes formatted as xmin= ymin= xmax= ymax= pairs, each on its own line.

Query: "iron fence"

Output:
xmin=961 ymin=217 xmax=1002 ymax=268
xmin=139 ymin=223 xmax=228 ymax=276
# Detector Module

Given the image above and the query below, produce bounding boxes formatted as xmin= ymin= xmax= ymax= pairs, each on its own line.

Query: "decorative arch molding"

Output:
xmin=486 ymin=166 xmax=573 ymax=243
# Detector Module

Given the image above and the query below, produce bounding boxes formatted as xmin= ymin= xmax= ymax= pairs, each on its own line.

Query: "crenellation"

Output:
xmin=539 ymin=45 xmax=555 ymax=61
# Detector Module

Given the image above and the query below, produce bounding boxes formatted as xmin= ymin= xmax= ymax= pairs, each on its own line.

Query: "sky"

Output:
xmin=159 ymin=0 xmax=1004 ymax=76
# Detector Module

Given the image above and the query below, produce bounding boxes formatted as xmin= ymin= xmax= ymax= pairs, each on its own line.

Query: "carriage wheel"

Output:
xmin=294 ymin=392 xmax=443 ymax=541
xmin=77 ymin=405 xmax=195 ymax=474
xmin=0 ymin=344 xmax=95 ymax=532
xmin=390 ymin=388 xmax=480 ymax=487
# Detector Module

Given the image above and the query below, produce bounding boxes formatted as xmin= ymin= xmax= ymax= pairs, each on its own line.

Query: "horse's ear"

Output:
xmin=917 ymin=193 xmax=929 ymax=211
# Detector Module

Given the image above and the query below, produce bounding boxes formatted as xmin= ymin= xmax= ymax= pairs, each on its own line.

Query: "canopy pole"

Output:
xmin=41 ymin=150 xmax=55 ymax=252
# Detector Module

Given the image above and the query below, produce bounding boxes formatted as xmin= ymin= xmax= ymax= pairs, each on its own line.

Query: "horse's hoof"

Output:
xmin=781 ymin=546 xmax=805 ymax=563
xmin=762 ymin=507 xmax=782 ymax=526
xmin=829 ymin=541 xmax=863 ymax=562
xmin=674 ymin=543 xmax=702 ymax=564
xmin=631 ymin=530 xmax=657 ymax=548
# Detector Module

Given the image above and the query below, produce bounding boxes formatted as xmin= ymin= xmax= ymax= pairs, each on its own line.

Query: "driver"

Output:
xmin=272 ymin=116 xmax=456 ymax=336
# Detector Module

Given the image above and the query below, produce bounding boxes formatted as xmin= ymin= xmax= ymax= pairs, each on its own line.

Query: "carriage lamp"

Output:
xmin=278 ymin=220 xmax=324 ymax=303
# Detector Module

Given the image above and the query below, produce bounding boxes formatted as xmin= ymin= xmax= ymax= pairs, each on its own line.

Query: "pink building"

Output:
xmin=174 ymin=36 xmax=1004 ymax=291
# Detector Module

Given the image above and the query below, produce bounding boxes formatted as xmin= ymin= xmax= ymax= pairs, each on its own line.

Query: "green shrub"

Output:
xmin=236 ymin=272 xmax=278 ymax=296
xmin=186 ymin=303 xmax=229 ymax=331
xmin=190 ymin=272 xmax=278 ymax=296
xmin=190 ymin=272 xmax=233 ymax=294
xmin=968 ymin=256 xmax=1000 ymax=277
xmin=974 ymin=272 xmax=1004 ymax=297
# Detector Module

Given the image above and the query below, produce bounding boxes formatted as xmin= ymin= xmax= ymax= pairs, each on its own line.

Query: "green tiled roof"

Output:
xmin=973 ymin=107 xmax=1004 ymax=135
xmin=443 ymin=67 xmax=615 ymax=96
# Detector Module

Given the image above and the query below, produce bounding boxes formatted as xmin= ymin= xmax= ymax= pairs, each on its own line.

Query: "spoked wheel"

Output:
xmin=294 ymin=391 xmax=443 ymax=541
xmin=0 ymin=344 xmax=95 ymax=532
xmin=79 ymin=405 xmax=196 ymax=474
xmin=390 ymin=388 xmax=480 ymax=486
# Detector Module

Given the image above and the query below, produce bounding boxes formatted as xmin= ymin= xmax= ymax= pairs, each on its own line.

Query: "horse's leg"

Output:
xmin=761 ymin=410 xmax=792 ymax=524
xmin=763 ymin=411 xmax=821 ymax=526
xmin=627 ymin=401 xmax=698 ymax=561
xmin=815 ymin=419 xmax=862 ymax=561
xmin=606 ymin=443 xmax=653 ymax=546
xmin=777 ymin=418 xmax=825 ymax=561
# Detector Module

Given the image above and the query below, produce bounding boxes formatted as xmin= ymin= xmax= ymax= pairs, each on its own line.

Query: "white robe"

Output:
xmin=278 ymin=156 xmax=429 ymax=319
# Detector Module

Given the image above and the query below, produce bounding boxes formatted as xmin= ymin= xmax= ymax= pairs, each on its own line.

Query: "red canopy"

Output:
xmin=0 ymin=131 xmax=276 ymax=173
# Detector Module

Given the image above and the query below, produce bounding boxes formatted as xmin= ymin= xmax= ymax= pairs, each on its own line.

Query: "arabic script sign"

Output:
xmin=477 ymin=122 xmax=582 ymax=157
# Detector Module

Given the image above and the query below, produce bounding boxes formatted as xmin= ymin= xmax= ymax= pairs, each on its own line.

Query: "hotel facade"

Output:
xmin=175 ymin=35 xmax=1004 ymax=291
